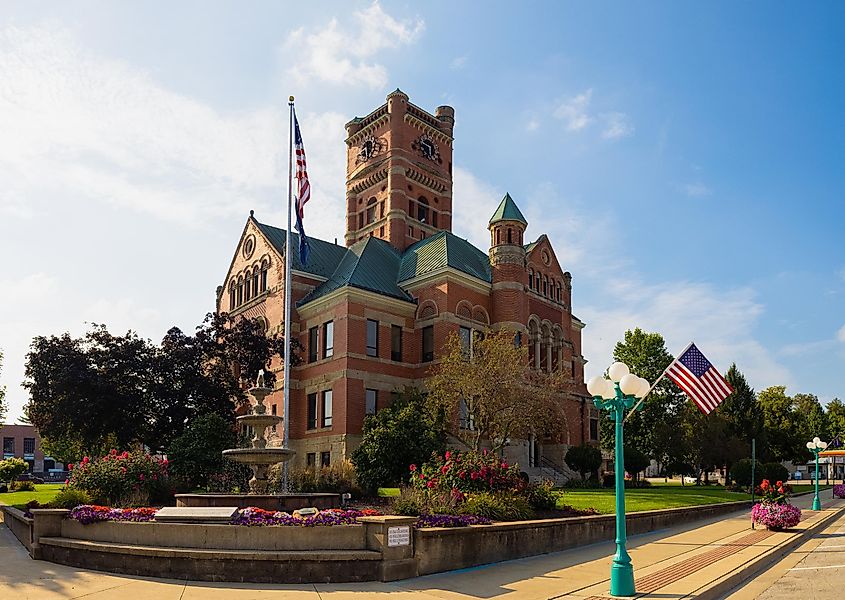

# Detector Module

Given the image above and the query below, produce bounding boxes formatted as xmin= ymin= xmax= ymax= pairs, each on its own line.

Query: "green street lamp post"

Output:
xmin=806 ymin=437 xmax=828 ymax=511
xmin=588 ymin=362 xmax=650 ymax=598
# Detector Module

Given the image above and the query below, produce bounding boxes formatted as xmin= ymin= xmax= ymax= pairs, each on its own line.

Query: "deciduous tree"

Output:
xmin=426 ymin=329 xmax=568 ymax=453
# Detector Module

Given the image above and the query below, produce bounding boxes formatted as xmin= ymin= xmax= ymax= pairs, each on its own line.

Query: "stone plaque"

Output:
xmin=387 ymin=525 xmax=410 ymax=547
xmin=154 ymin=507 xmax=239 ymax=523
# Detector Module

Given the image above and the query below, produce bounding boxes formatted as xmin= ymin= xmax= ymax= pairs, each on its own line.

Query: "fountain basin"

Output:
xmin=174 ymin=492 xmax=341 ymax=512
xmin=222 ymin=447 xmax=295 ymax=465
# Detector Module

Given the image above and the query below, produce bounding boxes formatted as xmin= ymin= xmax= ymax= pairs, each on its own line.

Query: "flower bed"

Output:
xmin=834 ymin=484 xmax=845 ymax=499
xmin=68 ymin=505 xmax=157 ymax=524
xmin=414 ymin=514 xmax=491 ymax=528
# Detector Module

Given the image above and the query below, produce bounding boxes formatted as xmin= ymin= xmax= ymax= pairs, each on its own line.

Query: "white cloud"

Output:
xmin=601 ymin=112 xmax=634 ymax=139
xmin=450 ymin=55 xmax=468 ymax=70
xmin=526 ymin=118 xmax=540 ymax=132
xmin=553 ymin=89 xmax=593 ymax=131
xmin=838 ymin=324 xmax=845 ymax=343
xmin=681 ymin=182 xmax=712 ymax=197
xmin=451 ymin=166 xmax=504 ymax=250
xmin=285 ymin=1 xmax=424 ymax=89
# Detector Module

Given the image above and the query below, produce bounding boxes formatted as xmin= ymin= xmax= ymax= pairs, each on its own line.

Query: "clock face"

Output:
xmin=413 ymin=134 xmax=442 ymax=163
xmin=357 ymin=135 xmax=382 ymax=163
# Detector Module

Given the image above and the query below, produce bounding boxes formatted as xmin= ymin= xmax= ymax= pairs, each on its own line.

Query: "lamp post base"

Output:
xmin=610 ymin=561 xmax=636 ymax=597
xmin=812 ymin=496 xmax=822 ymax=511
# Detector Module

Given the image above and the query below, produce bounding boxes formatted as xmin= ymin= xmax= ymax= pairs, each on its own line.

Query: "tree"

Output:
xmin=351 ymin=387 xmax=446 ymax=491
xmin=166 ymin=413 xmax=239 ymax=491
xmin=0 ymin=350 xmax=6 ymax=424
xmin=564 ymin=444 xmax=602 ymax=481
xmin=0 ymin=457 xmax=28 ymax=483
xmin=23 ymin=313 xmax=295 ymax=459
xmin=426 ymin=329 xmax=568 ymax=452
xmin=601 ymin=329 xmax=686 ymax=467
xmin=682 ymin=404 xmax=746 ymax=484
xmin=758 ymin=386 xmax=803 ymax=463
xmin=623 ymin=446 xmax=650 ymax=482
xmin=794 ymin=393 xmax=828 ymax=442
xmin=827 ymin=398 xmax=845 ymax=439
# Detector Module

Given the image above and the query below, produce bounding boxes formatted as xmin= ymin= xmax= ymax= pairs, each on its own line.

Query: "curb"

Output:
xmin=694 ymin=503 xmax=845 ymax=600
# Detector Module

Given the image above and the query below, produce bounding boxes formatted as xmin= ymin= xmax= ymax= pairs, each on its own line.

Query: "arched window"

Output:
xmin=237 ymin=277 xmax=244 ymax=306
xmin=507 ymin=228 xmax=512 ymax=244
xmin=557 ymin=284 xmax=561 ymax=302
xmin=260 ymin=261 xmax=268 ymax=292
xmin=229 ymin=281 xmax=236 ymax=310
xmin=495 ymin=229 xmax=500 ymax=245
xmin=366 ymin=197 xmax=377 ymax=225
xmin=417 ymin=196 xmax=429 ymax=223
xmin=244 ymin=269 xmax=252 ymax=302
xmin=528 ymin=269 xmax=534 ymax=289
xmin=535 ymin=272 xmax=540 ymax=290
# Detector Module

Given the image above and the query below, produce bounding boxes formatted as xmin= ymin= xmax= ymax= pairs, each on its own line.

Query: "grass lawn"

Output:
xmin=0 ymin=483 xmax=65 ymax=509
xmin=378 ymin=487 xmax=401 ymax=497
xmin=788 ymin=484 xmax=831 ymax=495
xmin=556 ymin=486 xmax=753 ymax=514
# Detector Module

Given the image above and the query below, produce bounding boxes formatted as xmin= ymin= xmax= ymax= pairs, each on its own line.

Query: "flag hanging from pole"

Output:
xmin=665 ymin=343 xmax=733 ymax=415
xmin=293 ymin=110 xmax=311 ymax=265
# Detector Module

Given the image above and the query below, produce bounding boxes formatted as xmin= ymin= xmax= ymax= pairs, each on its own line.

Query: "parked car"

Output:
xmin=683 ymin=476 xmax=697 ymax=484
xmin=16 ymin=473 xmax=45 ymax=484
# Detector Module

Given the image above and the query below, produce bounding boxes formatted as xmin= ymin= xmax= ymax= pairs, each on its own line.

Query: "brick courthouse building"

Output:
xmin=218 ymin=90 xmax=596 ymax=477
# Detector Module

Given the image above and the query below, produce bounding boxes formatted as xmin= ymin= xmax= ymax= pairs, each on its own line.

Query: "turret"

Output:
xmin=488 ymin=193 xmax=529 ymax=329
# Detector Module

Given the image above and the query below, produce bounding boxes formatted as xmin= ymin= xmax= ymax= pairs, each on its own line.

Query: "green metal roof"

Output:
xmin=255 ymin=221 xmax=348 ymax=280
xmin=398 ymin=231 xmax=492 ymax=283
xmin=297 ymin=237 xmax=415 ymax=306
xmin=489 ymin=193 xmax=528 ymax=225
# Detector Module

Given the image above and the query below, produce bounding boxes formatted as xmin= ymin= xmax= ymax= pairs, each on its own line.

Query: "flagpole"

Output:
xmin=282 ymin=96 xmax=295 ymax=493
xmin=623 ymin=341 xmax=694 ymax=423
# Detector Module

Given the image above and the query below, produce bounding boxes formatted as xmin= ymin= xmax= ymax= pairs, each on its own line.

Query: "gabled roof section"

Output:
xmin=297 ymin=237 xmax=415 ymax=306
xmin=398 ymin=231 xmax=492 ymax=284
xmin=489 ymin=193 xmax=528 ymax=226
xmin=254 ymin=220 xmax=348 ymax=280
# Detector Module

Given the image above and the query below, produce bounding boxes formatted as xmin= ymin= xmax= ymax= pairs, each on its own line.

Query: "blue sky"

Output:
xmin=1 ymin=1 xmax=843 ymax=422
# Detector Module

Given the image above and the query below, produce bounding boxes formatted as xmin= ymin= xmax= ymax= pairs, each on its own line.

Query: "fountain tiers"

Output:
xmin=176 ymin=374 xmax=341 ymax=511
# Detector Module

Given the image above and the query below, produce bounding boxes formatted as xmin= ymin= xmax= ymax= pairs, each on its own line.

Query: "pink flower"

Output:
xmin=501 ymin=462 xmax=508 ymax=469
xmin=483 ymin=449 xmax=488 ymax=456
xmin=427 ymin=480 xmax=435 ymax=488
xmin=445 ymin=451 xmax=451 ymax=460
xmin=409 ymin=464 xmax=417 ymax=472
xmin=68 ymin=463 xmax=73 ymax=471
xmin=139 ymin=473 xmax=145 ymax=481
xmin=441 ymin=465 xmax=449 ymax=474
xmin=459 ymin=470 xmax=466 ymax=479
xmin=64 ymin=478 xmax=69 ymax=485
xmin=470 ymin=472 xmax=479 ymax=480
xmin=82 ymin=456 xmax=90 ymax=464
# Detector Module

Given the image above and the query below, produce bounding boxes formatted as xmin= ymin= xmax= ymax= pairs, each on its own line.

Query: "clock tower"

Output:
xmin=344 ymin=89 xmax=454 ymax=251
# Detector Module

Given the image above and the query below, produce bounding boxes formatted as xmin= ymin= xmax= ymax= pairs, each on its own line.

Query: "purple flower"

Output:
xmin=751 ymin=502 xmax=801 ymax=529
xmin=833 ymin=484 xmax=845 ymax=499
xmin=414 ymin=514 xmax=491 ymax=528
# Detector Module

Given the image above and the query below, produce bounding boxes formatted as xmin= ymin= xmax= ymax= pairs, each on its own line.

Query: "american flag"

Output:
xmin=665 ymin=343 xmax=733 ymax=414
xmin=293 ymin=111 xmax=311 ymax=265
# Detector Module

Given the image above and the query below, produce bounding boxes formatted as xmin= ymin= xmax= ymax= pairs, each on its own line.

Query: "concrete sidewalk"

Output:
xmin=1 ymin=493 xmax=842 ymax=599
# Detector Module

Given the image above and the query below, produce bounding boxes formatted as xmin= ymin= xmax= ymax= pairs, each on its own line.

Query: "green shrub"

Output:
xmin=391 ymin=487 xmax=460 ymax=516
xmin=351 ymin=387 xmax=446 ymax=491
xmin=10 ymin=480 xmax=36 ymax=492
xmin=411 ymin=450 xmax=523 ymax=495
xmin=68 ymin=450 xmax=169 ymax=507
xmin=730 ymin=459 xmax=753 ymax=487
xmin=0 ymin=457 xmax=28 ymax=483
xmin=624 ymin=447 xmax=651 ymax=482
xmin=166 ymin=413 xmax=238 ymax=491
xmin=459 ymin=492 xmax=534 ymax=521
xmin=524 ymin=480 xmax=557 ymax=510
xmin=564 ymin=444 xmax=603 ymax=481
xmin=49 ymin=487 xmax=92 ymax=509
xmin=760 ymin=462 xmax=789 ymax=486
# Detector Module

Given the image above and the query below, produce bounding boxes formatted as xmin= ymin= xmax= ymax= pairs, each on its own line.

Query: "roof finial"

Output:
xmin=249 ymin=209 xmax=254 ymax=218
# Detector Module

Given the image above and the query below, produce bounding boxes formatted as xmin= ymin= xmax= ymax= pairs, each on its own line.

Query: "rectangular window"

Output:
xmin=365 ymin=389 xmax=378 ymax=415
xmin=260 ymin=268 xmax=267 ymax=292
xmin=590 ymin=416 xmax=600 ymax=441
xmin=391 ymin=325 xmax=403 ymax=361
xmin=321 ymin=451 xmax=331 ymax=467
xmin=3 ymin=437 xmax=14 ymax=455
xmin=432 ymin=211 xmax=438 ymax=228
xmin=459 ymin=326 xmax=472 ymax=358
xmin=307 ymin=393 xmax=318 ymax=430
xmin=323 ymin=321 xmax=334 ymax=358
xmin=408 ymin=226 xmax=414 ymax=237
xmin=306 ymin=453 xmax=316 ymax=468
xmin=358 ymin=212 xmax=364 ymax=229
xmin=23 ymin=437 xmax=35 ymax=455
xmin=308 ymin=326 xmax=318 ymax=363
xmin=322 ymin=390 xmax=333 ymax=427
xmin=422 ymin=325 xmax=434 ymax=362
xmin=366 ymin=319 xmax=379 ymax=357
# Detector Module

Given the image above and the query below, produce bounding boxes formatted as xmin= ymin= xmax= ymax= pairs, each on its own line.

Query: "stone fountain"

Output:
xmin=222 ymin=370 xmax=295 ymax=494
xmin=174 ymin=371 xmax=341 ymax=511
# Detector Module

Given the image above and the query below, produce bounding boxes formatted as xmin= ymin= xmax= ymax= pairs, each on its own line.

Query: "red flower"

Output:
xmin=761 ymin=479 xmax=770 ymax=490
xmin=109 ymin=449 xmax=117 ymax=456
xmin=470 ymin=472 xmax=479 ymax=480
xmin=459 ymin=470 xmax=466 ymax=479
xmin=776 ymin=480 xmax=783 ymax=487
xmin=445 ymin=451 xmax=451 ymax=460
xmin=427 ymin=480 xmax=435 ymax=488
xmin=501 ymin=462 xmax=509 ymax=469
xmin=441 ymin=465 xmax=449 ymax=474
xmin=409 ymin=464 xmax=417 ymax=472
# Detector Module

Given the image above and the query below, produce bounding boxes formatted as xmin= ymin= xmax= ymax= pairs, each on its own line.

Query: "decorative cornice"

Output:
xmin=349 ymin=167 xmax=389 ymax=194
xmin=400 ymin=267 xmax=492 ymax=295
xmin=403 ymin=113 xmax=453 ymax=145
xmin=406 ymin=167 xmax=448 ymax=193
xmin=346 ymin=113 xmax=390 ymax=146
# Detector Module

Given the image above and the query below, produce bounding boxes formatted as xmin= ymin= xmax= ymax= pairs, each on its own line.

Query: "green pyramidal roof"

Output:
xmin=489 ymin=193 xmax=527 ymax=225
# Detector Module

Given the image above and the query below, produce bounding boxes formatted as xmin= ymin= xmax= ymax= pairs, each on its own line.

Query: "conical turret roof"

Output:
xmin=489 ymin=193 xmax=528 ymax=226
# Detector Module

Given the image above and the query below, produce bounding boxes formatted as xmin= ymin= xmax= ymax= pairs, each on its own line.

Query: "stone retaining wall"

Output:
xmin=1 ymin=506 xmax=33 ymax=552
xmin=414 ymin=500 xmax=754 ymax=575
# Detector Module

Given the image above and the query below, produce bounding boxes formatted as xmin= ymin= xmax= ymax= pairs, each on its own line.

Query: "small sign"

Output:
xmin=387 ymin=525 xmax=410 ymax=547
